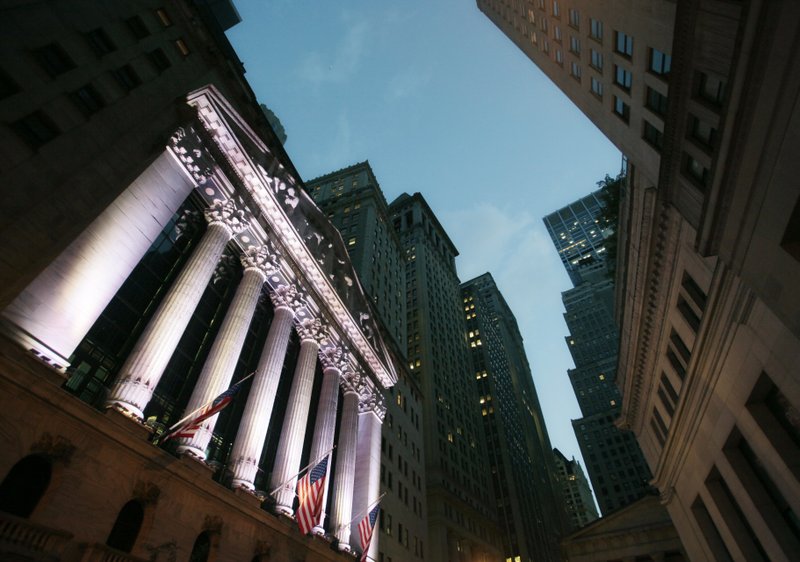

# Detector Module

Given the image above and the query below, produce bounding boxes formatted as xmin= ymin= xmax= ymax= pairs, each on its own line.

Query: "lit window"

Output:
xmin=156 ymin=8 xmax=173 ymax=27
xmin=348 ymin=237 xmax=357 ymax=246
xmin=174 ymin=38 xmax=190 ymax=57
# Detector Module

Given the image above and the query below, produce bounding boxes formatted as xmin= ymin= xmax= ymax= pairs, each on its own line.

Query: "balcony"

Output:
xmin=0 ymin=511 xmax=72 ymax=561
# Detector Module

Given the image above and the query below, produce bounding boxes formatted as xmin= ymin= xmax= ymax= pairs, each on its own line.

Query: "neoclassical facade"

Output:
xmin=0 ymin=84 xmax=396 ymax=561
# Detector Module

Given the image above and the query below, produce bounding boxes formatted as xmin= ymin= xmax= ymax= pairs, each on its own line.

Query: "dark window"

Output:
xmin=689 ymin=115 xmax=717 ymax=149
xmin=613 ymin=96 xmax=630 ymax=123
xmin=106 ymin=500 xmax=144 ymax=553
xmin=682 ymin=272 xmax=707 ymax=311
xmin=11 ymin=111 xmax=60 ymax=148
xmin=660 ymin=372 xmax=679 ymax=410
xmin=692 ymin=496 xmax=733 ymax=561
xmin=32 ymin=42 xmax=76 ymax=77
xmin=677 ymin=295 xmax=701 ymax=332
xmin=643 ymin=120 xmax=664 ymax=151
xmin=649 ymin=48 xmax=671 ymax=76
xmin=590 ymin=18 xmax=603 ymax=41
xmin=590 ymin=49 xmax=603 ymax=71
xmin=614 ymin=65 xmax=632 ymax=90
xmin=69 ymin=84 xmax=105 ymax=116
xmin=696 ymin=71 xmax=727 ymax=107
xmin=0 ymin=67 xmax=20 ymax=99
xmin=670 ymin=330 xmax=691 ymax=363
xmin=189 ymin=531 xmax=212 ymax=562
xmin=126 ymin=15 xmax=150 ymax=39
xmin=112 ymin=65 xmax=142 ymax=92
xmin=85 ymin=28 xmax=116 ymax=57
xmin=147 ymin=48 xmax=171 ymax=73
xmin=683 ymin=153 xmax=710 ymax=190
xmin=615 ymin=31 xmax=633 ymax=57
xmin=646 ymin=86 xmax=668 ymax=116
xmin=666 ymin=348 xmax=687 ymax=380
xmin=651 ymin=408 xmax=668 ymax=445
xmin=0 ymin=455 xmax=51 ymax=518
xmin=781 ymin=196 xmax=800 ymax=262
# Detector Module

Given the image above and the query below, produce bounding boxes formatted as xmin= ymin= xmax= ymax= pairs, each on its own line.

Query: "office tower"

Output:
xmin=543 ymin=189 xmax=614 ymax=285
xmin=0 ymin=2 xmax=395 ymax=561
xmin=480 ymin=1 xmax=800 ymax=560
xmin=307 ymin=163 xmax=428 ymax=562
xmin=462 ymin=273 xmax=566 ymax=562
xmin=390 ymin=193 xmax=503 ymax=562
xmin=553 ymin=448 xmax=599 ymax=530
xmin=546 ymin=190 xmax=652 ymax=515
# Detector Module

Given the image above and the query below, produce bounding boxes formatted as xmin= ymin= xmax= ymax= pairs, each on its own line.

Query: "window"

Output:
xmin=615 ymin=31 xmax=633 ymax=57
xmin=552 ymin=0 xmax=560 ymax=17
xmin=781 ymin=195 xmax=800 ymax=262
xmin=645 ymin=86 xmax=668 ymax=116
xmin=570 ymin=62 xmax=581 ymax=80
xmin=156 ymin=8 xmax=173 ymax=27
xmin=112 ymin=65 xmax=142 ymax=92
xmin=649 ymin=48 xmax=671 ymax=76
xmin=175 ymin=38 xmax=190 ymax=57
xmin=555 ymin=49 xmax=563 ymax=65
xmin=554 ymin=26 xmax=562 ymax=42
xmin=590 ymin=18 xmax=603 ymax=41
xmin=682 ymin=272 xmax=707 ymax=311
xmin=570 ymin=36 xmax=581 ymax=54
xmin=126 ymin=15 xmax=150 ymax=39
xmin=106 ymin=500 xmax=144 ymax=553
xmin=590 ymin=49 xmax=603 ymax=71
xmin=614 ymin=65 xmax=632 ymax=90
xmin=32 ymin=42 xmax=76 ymax=77
xmin=568 ymin=8 xmax=579 ymax=29
xmin=147 ymin=48 xmax=171 ymax=73
xmin=85 ymin=28 xmax=116 ymax=57
xmin=12 ymin=111 xmax=60 ymax=148
xmin=591 ymin=77 xmax=603 ymax=98
xmin=643 ymin=120 xmax=664 ymax=150
xmin=613 ymin=96 xmax=630 ymax=123
xmin=689 ymin=115 xmax=717 ymax=148
xmin=677 ymin=295 xmax=702 ymax=332
xmin=0 ymin=455 xmax=51 ymax=518
xmin=683 ymin=154 xmax=710 ymax=190
xmin=696 ymin=71 xmax=727 ymax=107
xmin=70 ymin=84 xmax=105 ymax=116
xmin=348 ymin=236 xmax=357 ymax=246
xmin=543 ymin=39 xmax=550 ymax=54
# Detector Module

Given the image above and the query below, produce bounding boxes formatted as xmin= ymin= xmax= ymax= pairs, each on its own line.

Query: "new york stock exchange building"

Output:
xmin=0 ymin=5 xmax=396 ymax=560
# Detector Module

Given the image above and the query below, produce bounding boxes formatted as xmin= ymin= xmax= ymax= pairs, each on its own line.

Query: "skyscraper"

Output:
xmin=545 ymin=189 xmax=652 ymax=515
xmin=461 ymin=272 xmax=566 ymax=561
xmin=479 ymin=1 xmax=800 ymax=560
xmin=390 ymin=193 xmax=503 ymax=562
xmin=307 ymin=163 xmax=428 ymax=562
xmin=553 ymin=448 xmax=598 ymax=531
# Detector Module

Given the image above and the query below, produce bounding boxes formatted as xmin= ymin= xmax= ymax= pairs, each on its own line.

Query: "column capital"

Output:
xmin=358 ymin=385 xmax=386 ymax=421
xmin=240 ymin=243 xmax=280 ymax=278
xmin=204 ymin=199 xmax=249 ymax=236
xmin=340 ymin=367 xmax=364 ymax=395
xmin=296 ymin=316 xmax=329 ymax=344
xmin=319 ymin=344 xmax=349 ymax=371
xmin=268 ymin=282 xmax=302 ymax=311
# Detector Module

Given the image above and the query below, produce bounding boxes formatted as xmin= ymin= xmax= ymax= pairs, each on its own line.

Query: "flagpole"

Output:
xmin=154 ymin=371 xmax=255 ymax=443
xmin=336 ymin=492 xmax=386 ymax=532
xmin=268 ymin=445 xmax=336 ymax=498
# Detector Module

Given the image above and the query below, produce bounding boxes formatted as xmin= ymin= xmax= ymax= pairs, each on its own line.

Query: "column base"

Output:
xmin=231 ymin=478 xmax=255 ymax=491
xmin=311 ymin=525 xmax=326 ymax=537
xmin=273 ymin=504 xmax=293 ymax=517
xmin=105 ymin=400 xmax=144 ymax=421
xmin=176 ymin=445 xmax=206 ymax=460
xmin=336 ymin=542 xmax=351 ymax=553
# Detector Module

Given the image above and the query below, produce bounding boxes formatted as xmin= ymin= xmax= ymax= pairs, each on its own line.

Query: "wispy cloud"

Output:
xmin=297 ymin=18 xmax=368 ymax=85
xmin=386 ymin=65 xmax=434 ymax=100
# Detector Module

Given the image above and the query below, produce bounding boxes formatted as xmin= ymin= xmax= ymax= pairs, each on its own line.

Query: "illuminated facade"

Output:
xmin=0 ymin=2 xmax=394 ymax=561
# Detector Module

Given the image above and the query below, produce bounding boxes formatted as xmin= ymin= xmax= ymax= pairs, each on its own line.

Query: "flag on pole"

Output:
xmin=160 ymin=378 xmax=245 ymax=443
xmin=358 ymin=504 xmax=380 ymax=561
xmin=296 ymin=455 xmax=329 ymax=535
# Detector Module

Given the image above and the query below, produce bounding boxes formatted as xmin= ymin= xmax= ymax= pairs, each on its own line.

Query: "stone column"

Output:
xmin=351 ymin=382 xmax=386 ymax=561
xmin=270 ymin=317 xmax=328 ymax=514
xmin=106 ymin=200 xmax=248 ymax=419
xmin=176 ymin=245 xmax=279 ymax=458
xmin=309 ymin=345 xmax=349 ymax=535
xmin=228 ymin=283 xmax=300 ymax=490
xmin=330 ymin=369 xmax=363 ymax=552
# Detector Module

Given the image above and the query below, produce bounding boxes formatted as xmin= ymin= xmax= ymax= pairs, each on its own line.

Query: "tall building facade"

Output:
xmin=480 ymin=1 xmax=800 ymax=560
xmin=553 ymin=448 xmax=599 ymax=531
xmin=390 ymin=193 xmax=503 ymax=562
xmin=0 ymin=3 xmax=395 ymax=561
xmin=546 ymin=192 xmax=653 ymax=515
xmin=307 ymin=163 xmax=428 ymax=562
xmin=462 ymin=273 xmax=566 ymax=561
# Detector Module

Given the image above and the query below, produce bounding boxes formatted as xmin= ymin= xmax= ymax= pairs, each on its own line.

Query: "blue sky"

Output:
xmin=227 ymin=0 xmax=620 ymax=486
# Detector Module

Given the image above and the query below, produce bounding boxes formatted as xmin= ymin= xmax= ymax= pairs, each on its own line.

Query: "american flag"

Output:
xmin=160 ymin=378 xmax=245 ymax=443
xmin=358 ymin=504 xmax=380 ymax=561
xmin=296 ymin=455 xmax=329 ymax=535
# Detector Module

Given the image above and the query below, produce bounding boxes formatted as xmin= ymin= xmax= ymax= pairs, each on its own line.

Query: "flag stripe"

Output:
xmin=358 ymin=504 xmax=380 ymax=561
xmin=296 ymin=455 xmax=329 ymax=535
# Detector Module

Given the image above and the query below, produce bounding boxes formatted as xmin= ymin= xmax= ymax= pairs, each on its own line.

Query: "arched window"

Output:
xmin=106 ymin=500 xmax=144 ymax=553
xmin=189 ymin=530 xmax=211 ymax=562
xmin=0 ymin=455 xmax=52 ymax=517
